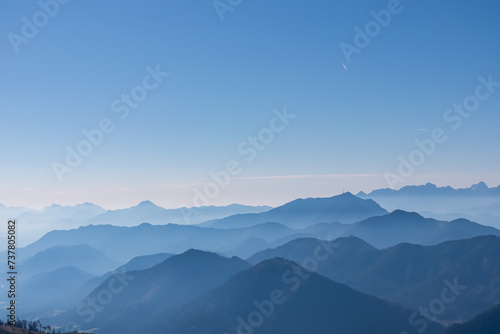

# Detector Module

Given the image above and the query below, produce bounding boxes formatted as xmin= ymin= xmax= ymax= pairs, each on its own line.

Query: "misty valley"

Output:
xmin=0 ymin=183 xmax=499 ymax=333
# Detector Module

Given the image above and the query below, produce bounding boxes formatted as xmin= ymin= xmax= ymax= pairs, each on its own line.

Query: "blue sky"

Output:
xmin=1 ymin=0 xmax=499 ymax=209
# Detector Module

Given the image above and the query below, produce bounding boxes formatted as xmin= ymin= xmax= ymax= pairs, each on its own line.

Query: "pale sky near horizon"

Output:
xmin=1 ymin=0 xmax=499 ymax=210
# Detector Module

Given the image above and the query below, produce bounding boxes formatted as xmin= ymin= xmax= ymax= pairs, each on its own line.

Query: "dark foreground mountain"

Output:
xmin=159 ymin=258 xmax=443 ymax=334
xmin=248 ymin=235 xmax=500 ymax=322
xmin=445 ymin=303 xmax=500 ymax=334
xmin=206 ymin=192 xmax=388 ymax=229
xmin=52 ymin=250 xmax=250 ymax=333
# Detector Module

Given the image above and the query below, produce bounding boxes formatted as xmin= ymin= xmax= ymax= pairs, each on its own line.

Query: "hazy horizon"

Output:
xmin=1 ymin=180 xmax=498 ymax=211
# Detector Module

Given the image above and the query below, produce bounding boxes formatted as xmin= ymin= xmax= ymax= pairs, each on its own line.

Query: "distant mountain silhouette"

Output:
xmin=445 ymin=303 xmax=500 ymax=334
xmin=0 ymin=203 xmax=31 ymax=216
xmin=18 ymin=244 xmax=119 ymax=280
xmin=360 ymin=182 xmax=500 ymax=197
xmin=345 ymin=209 xmax=500 ymax=248
xmin=249 ymin=210 xmax=500 ymax=251
xmin=21 ymin=252 xmax=177 ymax=319
xmin=52 ymin=250 xmax=250 ymax=334
xmin=18 ymin=266 xmax=94 ymax=314
xmin=0 ymin=202 xmax=270 ymax=246
xmin=12 ymin=208 xmax=499 ymax=265
xmin=358 ymin=182 xmax=500 ymax=214
xmin=0 ymin=202 xmax=105 ymax=246
xmin=248 ymin=235 xmax=500 ymax=322
xmin=14 ymin=222 xmax=295 ymax=263
xmin=159 ymin=258 xmax=443 ymax=334
xmin=206 ymin=192 xmax=388 ymax=229
xmin=421 ymin=211 xmax=500 ymax=230
xmin=15 ymin=202 xmax=105 ymax=233
xmin=85 ymin=202 xmax=272 ymax=226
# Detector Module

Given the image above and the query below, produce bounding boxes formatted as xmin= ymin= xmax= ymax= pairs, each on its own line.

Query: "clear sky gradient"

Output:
xmin=1 ymin=0 xmax=499 ymax=209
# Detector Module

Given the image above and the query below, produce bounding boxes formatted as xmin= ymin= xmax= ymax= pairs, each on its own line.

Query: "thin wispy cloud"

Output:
xmin=237 ymin=173 xmax=382 ymax=180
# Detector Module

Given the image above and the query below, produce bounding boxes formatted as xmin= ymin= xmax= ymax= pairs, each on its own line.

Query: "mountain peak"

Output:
xmin=76 ymin=202 xmax=100 ymax=208
xmin=209 ymin=192 xmax=388 ymax=229
xmin=470 ymin=181 xmax=488 ymax=190
xmin=388 ymin=209 xmax=423 ymax=219
xmin=45 ymin=203 xmax=63 ymax=209
xmin=164 ymin=256 xmax=444 ymax=334
xmin=137 ymin=200 xmax=160 ymax=208
xmin=166 ymin=249 xmax=235 ymax=265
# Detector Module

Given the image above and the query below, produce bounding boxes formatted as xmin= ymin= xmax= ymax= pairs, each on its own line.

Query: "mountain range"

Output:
xmin=248 ymin=235 xmax=500 ymax=322
xmin=360 ymin=182 xmax=500 ymax=198
xmin=85 ymin=201 xmax=272 ymax=226
xmin=0 ymin=202 xmax=271 ymax=246
xmin=4 ymin=193 xmax=498 ymax=265
xmin=51 ymin=251 xmax=444 ymax=334
xmin=18 ymin=266 xmax=94 ymax=314
xmin=5 ymin=187 xmax=500 ymax=332
xmin=18 ymin=244 xmax=118 ymax=280
xmin=14 ymin=252 xmax=175 ymax=319
xmin=358 ymin=182 xmax=500 ymax=228
xmin=3 ymin=182 xmax=499 ymax=246
xmin=338 ymin=209 xmax=500 ymax=248
xmin=53 ymin=250 xmax=251 ymax=334
xmin=203 ymin=192 xmax=388 ymax=228
xmin=161 ymin=258 xmax=443 ymax=334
